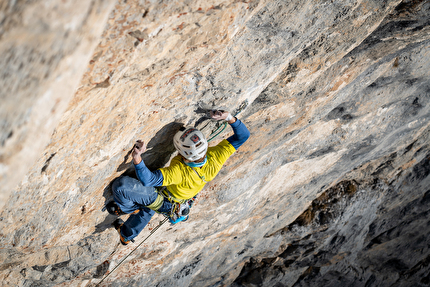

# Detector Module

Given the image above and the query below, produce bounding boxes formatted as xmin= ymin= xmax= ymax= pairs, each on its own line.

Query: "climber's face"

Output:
xmin=182 ymin=153 xmax=206 ymax=163
xmin=193 ymin=154 xmax=207 ymax=163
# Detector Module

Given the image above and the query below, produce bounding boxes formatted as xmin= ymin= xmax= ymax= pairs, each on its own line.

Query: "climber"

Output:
xmin=108 ymin=110 xmax=250 ymax=245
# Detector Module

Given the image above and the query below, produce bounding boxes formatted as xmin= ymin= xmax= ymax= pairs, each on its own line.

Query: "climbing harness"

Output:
xmin=95 ymin=217 xmax=169 ymax=287
xmin=98 ymin=103 xmax=249 ymax=285
xmin=168 ymin=201 xmax=190 ymax=224
xmin=155 ymin=186 xmax=190 ymax=204
xmin=155 ymin=187 xmax=193 ymax=223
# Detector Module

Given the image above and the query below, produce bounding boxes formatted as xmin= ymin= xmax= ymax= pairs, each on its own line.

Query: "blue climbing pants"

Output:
xmin=112 ymin=176 xmax=171 ymax=241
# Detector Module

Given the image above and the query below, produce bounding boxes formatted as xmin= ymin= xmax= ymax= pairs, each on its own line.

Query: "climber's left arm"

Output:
xmin=226 ymin=117 xmax=250 ymax=150
xmin=211 ymin=110 xmax=250 ymax=150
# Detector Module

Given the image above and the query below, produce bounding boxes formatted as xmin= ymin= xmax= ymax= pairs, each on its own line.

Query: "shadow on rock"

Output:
xmin=94 ymin=213 xmax=119 ymax=234
xmin=95 ymin=121 xmax=185 ymax=234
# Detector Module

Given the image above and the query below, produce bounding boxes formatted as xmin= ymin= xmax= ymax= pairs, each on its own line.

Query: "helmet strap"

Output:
xmin=183 ymin=156 xmax=207 ymax=168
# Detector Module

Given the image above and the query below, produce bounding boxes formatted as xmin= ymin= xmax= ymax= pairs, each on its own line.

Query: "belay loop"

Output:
xmin=97 ymin=104 xmax=248 ymax=285
xmin=158 ymin=187 xmax=194 ymax=224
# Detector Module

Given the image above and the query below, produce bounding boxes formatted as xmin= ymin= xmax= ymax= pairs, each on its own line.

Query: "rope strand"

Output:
xmin=95 ymin=217 xmax=169 ymax=287
xmin=95 ymin=105 xmax=248 ymax=285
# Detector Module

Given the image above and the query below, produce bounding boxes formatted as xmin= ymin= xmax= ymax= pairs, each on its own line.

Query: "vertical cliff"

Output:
xmin=0 ymin=0 xmax=429 ymax=286
xmin=0 ymin=0 xmax=116 ymax=210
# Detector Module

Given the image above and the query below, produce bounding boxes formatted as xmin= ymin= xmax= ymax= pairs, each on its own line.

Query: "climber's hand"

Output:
xmin=132 ymin=140 xmax=146 ymax=164
xmin=210 ymin=110 xmax=234 ymax=122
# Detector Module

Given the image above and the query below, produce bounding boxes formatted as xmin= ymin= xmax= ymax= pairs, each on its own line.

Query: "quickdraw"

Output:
xmin=163 ymin=188 xmax=195 ymax=220
xmin=98 ymin=104 xmax=248 ymax=285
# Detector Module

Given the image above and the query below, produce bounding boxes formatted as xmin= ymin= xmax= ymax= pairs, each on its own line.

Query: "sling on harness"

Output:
xmin=146 ymin=186 xmax=194 ymax=224
xmin=99 ymin=108 xmax=249 ymax=285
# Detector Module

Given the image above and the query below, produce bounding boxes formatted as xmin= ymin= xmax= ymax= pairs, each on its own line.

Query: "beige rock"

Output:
xmin=0 ymin=0 xmax=116 ymax=210
xmin=1 ymin=0 xmax=430 ymax=286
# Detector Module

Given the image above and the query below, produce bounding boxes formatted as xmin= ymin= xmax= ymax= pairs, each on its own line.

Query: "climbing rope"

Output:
xmin=207 ymin=121 xmax=228 ymax=142
xmin=205 ymin=101 xmax=249 ymax=142
xmin=96 ymin=102 xmax=249 ymax=285
xmin=95 ymin=121 xmax=228 ymax=286
xmin=95 ymin=217 xmax=169 ymax=287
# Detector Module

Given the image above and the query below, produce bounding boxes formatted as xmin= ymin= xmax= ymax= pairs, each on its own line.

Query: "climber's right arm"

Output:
xmin=134 ymin=161 xmax=164 ymax=186
xmin=132 ymin=140 xmax=164 ymax=186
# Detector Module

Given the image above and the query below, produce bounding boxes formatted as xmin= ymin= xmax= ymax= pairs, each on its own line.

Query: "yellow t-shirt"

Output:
xmin=159 ymin=139 xmax=236 ymax=200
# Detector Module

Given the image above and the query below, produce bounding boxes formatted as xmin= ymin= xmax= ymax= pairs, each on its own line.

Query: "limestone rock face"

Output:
xmin=0 ymin=0 xmax=115 ymax=209
xmin=1 ymin=0 xmax=430 ymax=286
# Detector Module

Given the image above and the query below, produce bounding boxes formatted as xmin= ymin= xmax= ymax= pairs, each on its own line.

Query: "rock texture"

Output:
xmin=1 ymin=0 xmax=430 ymax=286
xmin=0 ymin=0 xmax=115 ymax=209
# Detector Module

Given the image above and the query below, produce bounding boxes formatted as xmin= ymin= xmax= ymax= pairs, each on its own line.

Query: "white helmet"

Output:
xmin=173 ymin=127 xmax=208 ymax=161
